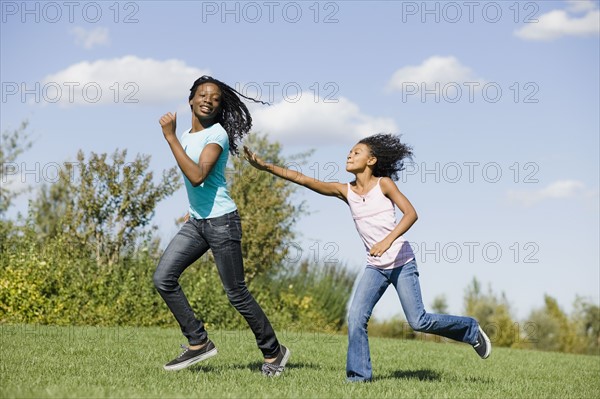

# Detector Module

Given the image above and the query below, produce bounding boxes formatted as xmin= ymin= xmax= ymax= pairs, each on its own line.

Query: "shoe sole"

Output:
xmin=478 ymin=325 xmax=492 ymax=359
xmin=163 ymin=347 xmax=218 ymax=371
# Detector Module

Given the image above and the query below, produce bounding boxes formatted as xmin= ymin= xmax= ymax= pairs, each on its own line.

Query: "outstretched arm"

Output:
xmin=244 ymin=146 xmax=347 ymax=202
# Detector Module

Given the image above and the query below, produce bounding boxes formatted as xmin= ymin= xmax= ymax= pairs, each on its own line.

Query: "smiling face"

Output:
xmin=189 ymin=82 xmax=222 ymax=123
xmin=346 ymin=143 xmax=376 ymax=174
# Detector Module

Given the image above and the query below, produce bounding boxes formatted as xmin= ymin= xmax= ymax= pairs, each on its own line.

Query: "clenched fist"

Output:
xmin=159 ymin=112 xmax=177 ymax=142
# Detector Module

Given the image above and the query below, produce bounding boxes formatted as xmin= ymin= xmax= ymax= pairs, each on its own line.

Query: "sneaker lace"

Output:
xmin=261 ymin=362 xmax=284 ymax=376
xmin=177 ymin=344 xmax=190 ymax=358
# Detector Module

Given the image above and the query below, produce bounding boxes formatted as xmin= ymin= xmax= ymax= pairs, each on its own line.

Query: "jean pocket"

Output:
xmin=402 ymin=259 xmax=419 ymax=276
xmin=207 ymin=215 xmax=229 ymax=229
xmin=231 ymin=219 xmax=242 ymax=241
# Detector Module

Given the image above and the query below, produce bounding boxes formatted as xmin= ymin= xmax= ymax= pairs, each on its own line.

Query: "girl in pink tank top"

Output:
xmin=244 ymin=133 xmax=491 ymax=382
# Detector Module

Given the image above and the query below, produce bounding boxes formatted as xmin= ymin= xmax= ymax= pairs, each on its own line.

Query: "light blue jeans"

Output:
xmin=346 ymin=259 xmax=479 ymax=382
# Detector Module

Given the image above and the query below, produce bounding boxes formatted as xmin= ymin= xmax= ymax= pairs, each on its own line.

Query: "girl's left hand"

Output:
xmin=243 ymin=146 xmax=268 ymax=170
xmin=159 ymin=112 xmax=177 ymax=142
xmin=370 ymin=240 xmax=391 ymax=257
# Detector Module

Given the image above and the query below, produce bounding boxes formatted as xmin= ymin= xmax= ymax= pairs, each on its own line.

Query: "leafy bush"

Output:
xmin=0 ymin=222 xmax=170 ymax=326
xmin=253 ymin=260 xmax=357 ymax=333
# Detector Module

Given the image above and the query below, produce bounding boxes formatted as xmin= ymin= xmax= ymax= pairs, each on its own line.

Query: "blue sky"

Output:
xmin=1 ymin=0 xmax=599 ymax=322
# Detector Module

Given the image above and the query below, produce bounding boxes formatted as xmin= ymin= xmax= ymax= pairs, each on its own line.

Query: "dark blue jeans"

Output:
xmin=153 ymin=210 xmax=280 ymax=358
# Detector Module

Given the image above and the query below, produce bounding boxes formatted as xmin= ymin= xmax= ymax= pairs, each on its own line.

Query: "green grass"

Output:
xmin=1 ymin=324 xmax=598 ymax=399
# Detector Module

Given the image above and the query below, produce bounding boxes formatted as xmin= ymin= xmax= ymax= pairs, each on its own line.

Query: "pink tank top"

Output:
xmin=347 ymin=178 xmax=415 ymax=269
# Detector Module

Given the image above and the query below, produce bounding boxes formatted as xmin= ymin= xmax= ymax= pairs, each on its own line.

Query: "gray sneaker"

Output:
xmin=163 ymin=340 xmax=217 ymax=371
xmin=473 ymin=325 xmax=492 ymax=359
xmin=261 ymin=345 xmax=291 ymax=377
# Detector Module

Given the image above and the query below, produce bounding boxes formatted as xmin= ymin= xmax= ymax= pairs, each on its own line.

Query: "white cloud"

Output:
xmin=566 ymin=0 xmax=598 ymax=13
xmin=70 ymin=26 xmax=110 ymax=49
xmin=249 ymin=96 xmax=398 ymax=145
xmin=507 ymin=180 xmax=590 ymax=206
xmin=514 ymin=2 xmax=599 ymax=41
xmin=386 ymin=56 xmax=485 ymax=93
xmin=41 ymin=56 xmax=209 ymax=106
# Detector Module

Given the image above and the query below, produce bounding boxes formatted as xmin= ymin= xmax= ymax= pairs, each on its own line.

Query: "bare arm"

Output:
xmin=244 ymin=146 xmax=347 ymax=202
xmin=160 ymin=112 xmax=221 ymax=187
xmin=369 ymin=177 xmax=418 ymax=257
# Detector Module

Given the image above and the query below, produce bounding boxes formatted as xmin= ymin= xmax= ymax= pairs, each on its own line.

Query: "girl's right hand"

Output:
xmin=159 ymin=112 xmax=177 ymax=142
xmin=243 ymin=146 xmax=268 ymax=170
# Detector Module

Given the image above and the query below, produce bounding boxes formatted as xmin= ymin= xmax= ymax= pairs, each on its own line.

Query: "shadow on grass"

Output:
xmin=242 ymin=361 xmax=323 ymax=372
xmin=376 ymin=369 xmax=442 ymax=382
xmin=187 ymin=361 xmax=322 ymax=373
xmin=378 ymin=370 xmax=494 ymax=384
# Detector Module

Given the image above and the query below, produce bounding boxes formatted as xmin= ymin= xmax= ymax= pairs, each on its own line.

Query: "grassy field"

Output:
xmin=1 ymin=324 xmax=598 ymax=398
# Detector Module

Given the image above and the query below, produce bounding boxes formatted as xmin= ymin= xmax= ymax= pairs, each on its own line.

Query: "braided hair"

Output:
xmin=189 ymin=75 xmax=269 ymax=155
xmin=358 ymin=133 xmax=414 ymax=181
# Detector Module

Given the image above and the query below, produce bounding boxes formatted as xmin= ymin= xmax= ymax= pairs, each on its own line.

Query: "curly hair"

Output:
xmin=189 ymin=75 xmax=269 ymax=155
xmin=358 ymin=133 xmax=414 ymax=181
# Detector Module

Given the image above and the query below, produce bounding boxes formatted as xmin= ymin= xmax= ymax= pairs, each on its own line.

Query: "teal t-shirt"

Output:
xmin=180 ymin=123 xmax=237 ymax=219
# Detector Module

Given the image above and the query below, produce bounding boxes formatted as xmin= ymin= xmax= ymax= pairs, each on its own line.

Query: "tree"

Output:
xmin=532 ymin=295 xmax=588 ymax=354
xmin=0 ymin=120 xmax=32 ymax=217
xmin=228 ymin=133 xmax=310 ymax=280
xmin=522 ymin=295 xmax=597 ymax=354
xmin=464 ymin=278 xmax=517 ymax=347
xmin=29 ymin=180 xmax=71 ymax=238
xmin=431 ymin=294 xmax=449 ymax=314
xmin=29 ymin=149 xmax=181 ymax=267
xmin=573 ymin=296 xmax=600 ymax=355
xmin=526 ymin=307 xmax=561 ymax=352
